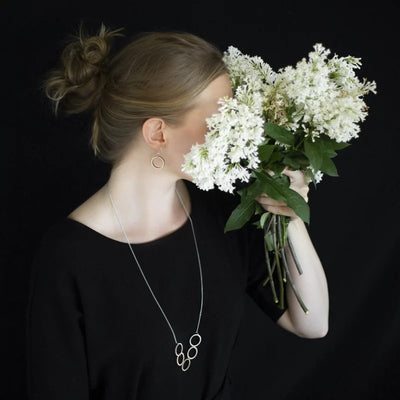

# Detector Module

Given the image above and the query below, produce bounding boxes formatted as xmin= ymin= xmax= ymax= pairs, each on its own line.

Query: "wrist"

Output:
xmin=289 ymin=215 xmax=304 ymax=226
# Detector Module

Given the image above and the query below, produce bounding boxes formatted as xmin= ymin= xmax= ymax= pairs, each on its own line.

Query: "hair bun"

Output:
xmin=43 ymin=22 xmax=125 ymax=115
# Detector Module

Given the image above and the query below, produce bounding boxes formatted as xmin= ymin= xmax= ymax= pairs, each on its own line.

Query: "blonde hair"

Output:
xmin=42 ymin=22 xmax=227 ymax=165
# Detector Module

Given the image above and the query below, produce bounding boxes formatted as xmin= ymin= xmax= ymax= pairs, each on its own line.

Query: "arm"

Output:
xmin=26 ymin=236 xmax=90 ymax=399
xmin=255 ymin=168 xmax=329 ymax=339
xmin=276 ymin=216 xmax=329 ymax=338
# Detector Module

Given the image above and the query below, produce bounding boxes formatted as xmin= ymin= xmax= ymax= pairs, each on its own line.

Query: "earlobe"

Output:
xmin=142 ymin=117 xmax=167 ymax=149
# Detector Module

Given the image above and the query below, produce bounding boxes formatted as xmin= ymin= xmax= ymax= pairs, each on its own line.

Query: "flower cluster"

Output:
xmin=182 ymin=94 xmax=264 ymax=193
xmin=181 ymin=43 xmax=376 ymax=193
xmin=271 ymin=44 xmax=377 ymax=143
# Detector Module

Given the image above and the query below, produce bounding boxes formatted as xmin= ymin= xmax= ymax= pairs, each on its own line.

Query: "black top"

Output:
xmin=25 ymin=180 xmax=287 ymax=400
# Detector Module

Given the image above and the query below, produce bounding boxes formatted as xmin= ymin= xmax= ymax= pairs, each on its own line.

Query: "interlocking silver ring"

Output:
xmin=174 ymin=333 xmax=202 ymax=372
xmin=189 ymin=333 xmax=201 ymax=346
xmin=187 ymin=345 xmax=198 ymax=359
xmin=182 ymin=358 xmax=191 ymax=371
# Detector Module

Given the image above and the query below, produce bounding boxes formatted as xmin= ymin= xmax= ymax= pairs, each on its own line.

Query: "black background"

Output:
xmin=4 ymin=0 xmax=400 ymax=399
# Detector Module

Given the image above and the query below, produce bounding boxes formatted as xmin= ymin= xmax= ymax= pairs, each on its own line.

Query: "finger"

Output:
xmin=265 ymin=168 xmax=275 ymax=176
xmin=261 ymin=204 xmax=297 ymax=218
xmin=256 ymin=196 xmax=287 ymax=207
xmin=282 ymin=168 xmax=301 ymax=178
xmin=258 ymin=193 xmax=286 ymax=201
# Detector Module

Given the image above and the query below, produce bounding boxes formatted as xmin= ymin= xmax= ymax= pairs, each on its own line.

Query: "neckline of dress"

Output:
xmin=65 ymin=180 xmax=196 ymax=248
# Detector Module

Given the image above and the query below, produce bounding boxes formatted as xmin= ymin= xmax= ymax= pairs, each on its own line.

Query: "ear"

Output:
xmin=142 ymin=117 xmax=167 ymax=150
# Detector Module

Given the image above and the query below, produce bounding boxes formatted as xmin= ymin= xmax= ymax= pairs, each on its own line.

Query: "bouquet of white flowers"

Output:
xmin=182 ymin=44 xmax=377 ymax=313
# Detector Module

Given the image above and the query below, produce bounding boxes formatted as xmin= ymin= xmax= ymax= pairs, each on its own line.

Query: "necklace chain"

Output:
xmin=106 ymin=181 xmax=204 ymax=371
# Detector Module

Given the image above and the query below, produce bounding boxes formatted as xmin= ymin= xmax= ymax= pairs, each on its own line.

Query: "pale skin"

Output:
xmin=255 ymin=168 xmax=329 ymax=338
xmin=69 ymin=73 xmax=329 ymax=339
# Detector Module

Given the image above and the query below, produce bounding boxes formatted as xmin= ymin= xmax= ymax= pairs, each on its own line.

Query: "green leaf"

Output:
xmin=264 ymin=122 xmax=295 ymax=146
xmin=258 ymin=144 xmax=276 ymax=163
xmin=252 ymin=220 xmax=261 ymax=229
xmin=254 ymin=170 xmax=310 ymax=223
xmin=259 ymin=138 xmax=271 ymax=146
xmin=325 ymin=148 xmax=338 ymax=158
xmin=304 ymin=139 xmax=323 ymax=171
xmin=236 ymin=188 xmax=245 ymax=198
xmin=267 ymin=162 xmax=286 ymax=176
xmin=283 ymin=155 xmax=300 ymax=170
xmin=254 ymin=202 xmax=265 ymax=215
xmin=260 ymin=211 xmax=270 ymax=228
xmin=318 ymin=137 xmax=338 ymax=158
xmin=319 ymin=135 xmax=351 ymax=150
xmin=283 ymin=151 xmax=310 ymax=170
xmin=331 ymin=142 xmax=351 ymax=150
xmin=265 ymin=230 xmax=275 ymax=252
xmin=320 ymin=156 xmax=339 ymax=176
xmin=243 ymin=178 xmax=265 ymax=200
xmin=253 ymin=170 xmax=287 ymax=202
xmin=224 ymin=199 xmax=256 ymax=233
xmin=266 ymin=151 xmax=283 ymax=165
xmin=275 ymin=173 xmax=290 ymax=188
xmin=283 ymin=188 xmax=310 ymax=223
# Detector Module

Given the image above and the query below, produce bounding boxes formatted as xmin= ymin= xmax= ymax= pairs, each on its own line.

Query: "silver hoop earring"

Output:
xmin=151 ymin=151 xmax=165 ymax=169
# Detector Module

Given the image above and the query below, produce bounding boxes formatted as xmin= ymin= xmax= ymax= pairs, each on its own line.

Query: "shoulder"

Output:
xmin=37 ymin=217 xmax=86 ymax=249
xmin=27 ymin=219 xmax=90 ymax=314
xmin=66 ymin=186 xmax=105 ymax=230
xmin=31 ymin=217 xmax=91 ymax=279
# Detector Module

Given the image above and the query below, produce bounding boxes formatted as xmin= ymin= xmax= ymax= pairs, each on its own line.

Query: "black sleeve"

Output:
xmin=244 ymin=217 xmax=288 ymax=322
xmin=25 ymin=233 xmax=90 ymax=399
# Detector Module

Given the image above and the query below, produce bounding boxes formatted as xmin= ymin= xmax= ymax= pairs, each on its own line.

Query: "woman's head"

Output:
xmin=43 ymin=23 xmax=228 ymax=167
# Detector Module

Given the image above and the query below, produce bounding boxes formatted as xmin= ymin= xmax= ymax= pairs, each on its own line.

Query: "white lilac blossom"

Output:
xmin=272 ymin=43 xmax=377 ymax=142
xmin=223 ymin=45 xmax=276 ymax=91
xmin=182 ymin=96 xmax=265 ymax=192
xmin=181 ymin=43 xmax=376 ymax=192
xmin=306 ymin=166 xmax=324 ymax=184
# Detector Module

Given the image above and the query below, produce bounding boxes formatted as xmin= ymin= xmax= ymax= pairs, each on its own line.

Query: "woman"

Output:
xmin=26 ymin=23 xmax=329 ymax=399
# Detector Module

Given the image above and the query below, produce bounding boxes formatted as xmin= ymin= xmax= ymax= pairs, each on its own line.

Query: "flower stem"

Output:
xmin=272 ymin=215 xmax=285 ymax=309
xmin=280 ymin=248 xmax=309 ymax=314
xmin=277 ymin=216 xmax=287 ymax=283
xmin=261 ymin=213 xmax=309 ymax=313
xmin=294 ymin=136 xmax=305 ymax=150
xmin=280 ymin=216 xmax=308 ymax=313
xmin=262 ymin=219 xmax=278 ymax=303
xmin=288 ymin=234 xmax=303 ymax=275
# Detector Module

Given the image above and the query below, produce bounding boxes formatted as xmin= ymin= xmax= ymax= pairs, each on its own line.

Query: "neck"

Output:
xmin=99 ymin=147 xmax=191 ymax=240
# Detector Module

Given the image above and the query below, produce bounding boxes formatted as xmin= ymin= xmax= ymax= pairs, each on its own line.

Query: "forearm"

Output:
xmin=284 ymin=216 xmax=329 ymax=337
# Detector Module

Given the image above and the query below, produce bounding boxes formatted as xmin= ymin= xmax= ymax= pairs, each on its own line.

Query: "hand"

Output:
xmin=255 ymin=167 xmax=309 ymax=220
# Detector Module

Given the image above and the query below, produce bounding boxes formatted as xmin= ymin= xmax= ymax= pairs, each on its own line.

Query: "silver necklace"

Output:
xmin=106 ymin=182 xmax=204 ymax=372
